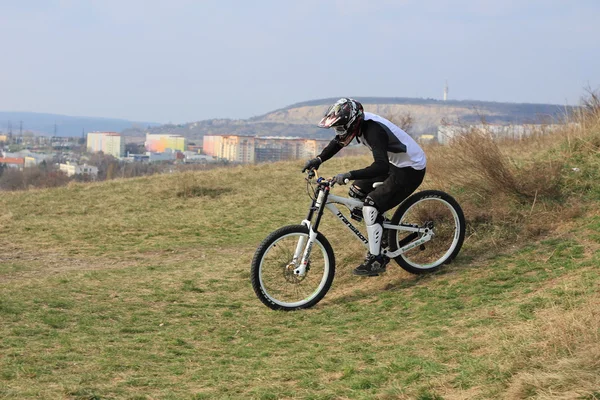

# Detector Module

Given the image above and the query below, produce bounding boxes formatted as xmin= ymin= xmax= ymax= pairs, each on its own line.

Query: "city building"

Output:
xmin=2 ymin=150 xmax=52 ymax=167
xmin=437 ymin=124 xmax=564 ymax=145
xmin=0 ymin=134 xmax=8 ymax=143
xmin=145 ymin=134 xmax=186 ymax=153
xmin=182 ymin=152 xmax=216 ymax=163
xmin=187 ymin=144 xmax=202 ymax=153
xmin=0 ymin=157 xmax=25 ymax=170
xmin=59 ymin=162 xmax=99 ymax=178
xmin=203 ymin=135 xmax=255 ymax=163
xmin=147 ymin=151 xmax=177 ymax=163
xmin=86 ymin=132 xmax=125 ymax=157
xmin=50 ymin=136 xmax=81 ymax=149
xmin=123 ymin=153 xmax=150 ymax=163
xmin=24 ymin=154 xmax=53 ymax=168
xmin=418 ymin=134 xmax=437 ymax=145
xmin=203 ymin=135 xmax=329 ymax=163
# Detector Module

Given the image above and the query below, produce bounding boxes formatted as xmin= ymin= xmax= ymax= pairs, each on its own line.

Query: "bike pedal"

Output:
xmin=350 ymin=207 xmax=363 ymax=222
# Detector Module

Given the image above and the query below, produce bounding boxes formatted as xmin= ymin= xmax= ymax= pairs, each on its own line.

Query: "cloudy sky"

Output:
xmin=1 ymin=0 xmax=598 ymax=123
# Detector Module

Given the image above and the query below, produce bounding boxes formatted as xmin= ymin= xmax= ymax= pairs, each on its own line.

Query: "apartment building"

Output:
xmin=86 ymin=132 xmax=125 ymax=158
xmin=203 ymin=135 xmax=329 ymax=163
xmin=145 ymin=134 xmax=187 ymax=153
xmin=59 ymin=162 xmax=99 ymax=178
xmin=203 ymin=135 xmax=256 ymax=163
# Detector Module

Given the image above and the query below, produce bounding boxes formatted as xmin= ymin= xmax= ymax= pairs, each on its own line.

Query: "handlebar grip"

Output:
xmin=344 ymin=178 xmax=349 ymax=184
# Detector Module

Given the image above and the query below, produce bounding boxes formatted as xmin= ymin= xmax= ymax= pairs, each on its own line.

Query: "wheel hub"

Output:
xmin=284 ymin=262 xmax=307 ymax=283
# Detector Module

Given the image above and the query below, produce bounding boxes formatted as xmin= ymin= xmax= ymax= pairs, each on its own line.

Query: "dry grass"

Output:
xmin=503 ymin=291 xmax=600 ymax=399
xmin=421 ymin=94 xmax=600 ymax=259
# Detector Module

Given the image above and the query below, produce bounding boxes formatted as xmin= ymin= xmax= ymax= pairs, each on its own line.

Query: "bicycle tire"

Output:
xmin=251 ymin=225 xmax=336 ymax=311
xmin=388 ymin=190 xmax=465 ymax=274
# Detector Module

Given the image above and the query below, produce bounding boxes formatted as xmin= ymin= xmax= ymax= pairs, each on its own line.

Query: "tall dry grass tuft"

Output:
xmin=425 ymin=128 xmax=566 ymax=247
xmin=430 ymin=129 xmax=564 ymax=202
xmin=579 ymin=89 xmax=600 ymax=127
xmin=565 ymin=89 xmax=600 ymax=156
xmin=421 ymin=93 xmax=600 ymax=254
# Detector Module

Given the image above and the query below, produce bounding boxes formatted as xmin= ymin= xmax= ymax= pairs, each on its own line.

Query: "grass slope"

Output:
xmin=1 ymin=112 xmax=600 ymax=399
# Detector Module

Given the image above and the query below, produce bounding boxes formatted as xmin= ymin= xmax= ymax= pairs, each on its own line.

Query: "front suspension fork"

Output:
xmin=293 ymin=187 xmax=328 ymax=276
xmin=293 ymin=228 xmax=318 ymax=276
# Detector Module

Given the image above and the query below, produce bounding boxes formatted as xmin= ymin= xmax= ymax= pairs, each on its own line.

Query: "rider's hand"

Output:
xmin=334 ymin=172 xmax=352 ymax=185
xmin=302 ymin=157 xmax=322 ymax=173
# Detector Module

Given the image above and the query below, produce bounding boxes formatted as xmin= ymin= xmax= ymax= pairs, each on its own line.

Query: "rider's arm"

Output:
xmin=317 ymin=139 xmax=344 ymax=163
xmin=348 ymin=122 xmax=389 ymax=180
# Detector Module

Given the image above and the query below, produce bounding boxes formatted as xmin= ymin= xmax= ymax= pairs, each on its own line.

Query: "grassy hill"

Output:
xmin=1 ymin=100 xmax=599 ymax=399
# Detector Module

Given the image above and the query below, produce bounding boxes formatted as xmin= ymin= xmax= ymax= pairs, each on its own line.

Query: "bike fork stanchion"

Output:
xmin=294 ymin=228 xmax=318 ymax=277
xmin=294 ymin=183 xmax=329 ymax=277
xmin=292 ymin=234 xmax=307 ymax=265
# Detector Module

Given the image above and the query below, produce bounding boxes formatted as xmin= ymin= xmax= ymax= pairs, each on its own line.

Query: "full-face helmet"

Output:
xmin=318 ymin=98 xmax=364 ymax=146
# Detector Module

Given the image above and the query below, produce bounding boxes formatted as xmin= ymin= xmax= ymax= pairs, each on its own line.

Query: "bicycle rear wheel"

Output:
xmin=388 ymin=190 xmax=465 ymax=274
xmin=251 ymin=225 xmax=335 ymax=311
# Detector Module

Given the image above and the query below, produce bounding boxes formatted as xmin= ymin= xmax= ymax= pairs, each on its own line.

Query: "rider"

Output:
xmin=302 ymin=98 xmax=427 ymax=276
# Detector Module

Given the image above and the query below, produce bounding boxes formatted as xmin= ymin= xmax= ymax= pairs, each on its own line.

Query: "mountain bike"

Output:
xmin=250 ymin=169 xmax=466 ymax=311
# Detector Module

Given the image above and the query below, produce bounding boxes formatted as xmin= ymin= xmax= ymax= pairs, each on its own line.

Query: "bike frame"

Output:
xmin=292 ymin=179 xmax=433 ymax=276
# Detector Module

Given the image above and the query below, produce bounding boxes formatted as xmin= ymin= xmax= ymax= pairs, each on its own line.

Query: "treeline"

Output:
xmin=0 ymin=154 xmax=232 ymax=191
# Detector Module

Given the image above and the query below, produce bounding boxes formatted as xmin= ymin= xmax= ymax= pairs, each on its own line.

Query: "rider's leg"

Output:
xmin=381 ymin=166 xmax=426 ymax=210
xmin=348 ymin=184 xmax=367 ymax=201
xmin=349 ymin=175 xmax=385 ymax=201
xmin=353 ymin=167 xmax=426 ymax=277
xmin=353 ymin=196 xmax=389 ymax=276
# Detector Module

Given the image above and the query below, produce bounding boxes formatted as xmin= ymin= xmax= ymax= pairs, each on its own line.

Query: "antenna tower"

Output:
xmin=443 ymin=80 xmax=449 ymax=101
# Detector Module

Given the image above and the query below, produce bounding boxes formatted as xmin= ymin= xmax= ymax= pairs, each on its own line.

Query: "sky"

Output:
xmin=0 ymin=0 xmax=598 ymax=124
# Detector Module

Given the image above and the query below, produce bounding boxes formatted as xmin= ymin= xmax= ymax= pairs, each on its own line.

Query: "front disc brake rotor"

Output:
xmin=283 ymin=262 xmax=307 ymax=283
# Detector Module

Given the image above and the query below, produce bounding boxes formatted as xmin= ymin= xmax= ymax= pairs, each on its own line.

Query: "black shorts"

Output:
xmin=353 ymin=166 xmax=426 ymax=212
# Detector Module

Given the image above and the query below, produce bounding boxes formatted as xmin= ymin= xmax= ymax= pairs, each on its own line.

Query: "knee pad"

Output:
xmin=348 ymin=184 xmax=367 ymax=201
xmin=363 ymin=196 xmax=379 ymax=210
xmin=363 ymin=198 xmax=383 ymax=255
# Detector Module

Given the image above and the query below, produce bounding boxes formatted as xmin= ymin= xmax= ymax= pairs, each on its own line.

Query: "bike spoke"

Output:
xmin=396 ymin=197 xmax=459 ymax=268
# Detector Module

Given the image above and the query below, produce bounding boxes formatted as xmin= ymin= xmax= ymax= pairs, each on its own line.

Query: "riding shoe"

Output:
xmin=353 ymin=253 xmax=390 ymax=277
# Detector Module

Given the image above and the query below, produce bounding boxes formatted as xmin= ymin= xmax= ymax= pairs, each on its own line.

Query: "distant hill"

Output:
xmin=125 ymin=97 xmax=573 ymax=143
xmin=0 ymin=111 xmax=159 ymax=137
xmin=3 ymin=97 xmax=573 ymax=141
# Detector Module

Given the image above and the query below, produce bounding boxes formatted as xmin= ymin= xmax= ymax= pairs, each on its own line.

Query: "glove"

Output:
xmin=302 ymin=157 xmax=322 ymax=173
xmin=334 ymin=172 xmax=352 ymax=185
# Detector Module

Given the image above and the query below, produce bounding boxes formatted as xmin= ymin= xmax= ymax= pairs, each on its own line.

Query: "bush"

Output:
xmin=0 ymin=168 xmax=26 ymax=191
xmin=0 ymin=166 xmax=70 ymax=191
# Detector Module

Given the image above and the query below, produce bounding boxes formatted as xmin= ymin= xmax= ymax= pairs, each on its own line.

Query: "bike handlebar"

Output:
xmin=304 ymin=168 xmax=349 ymax=187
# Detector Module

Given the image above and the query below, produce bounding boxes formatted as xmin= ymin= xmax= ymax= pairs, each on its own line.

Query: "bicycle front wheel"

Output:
xmin=388 ymin=190 xmax=465 ymax=274
xmin=251 ymin=225 xmax=335 ymax=311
